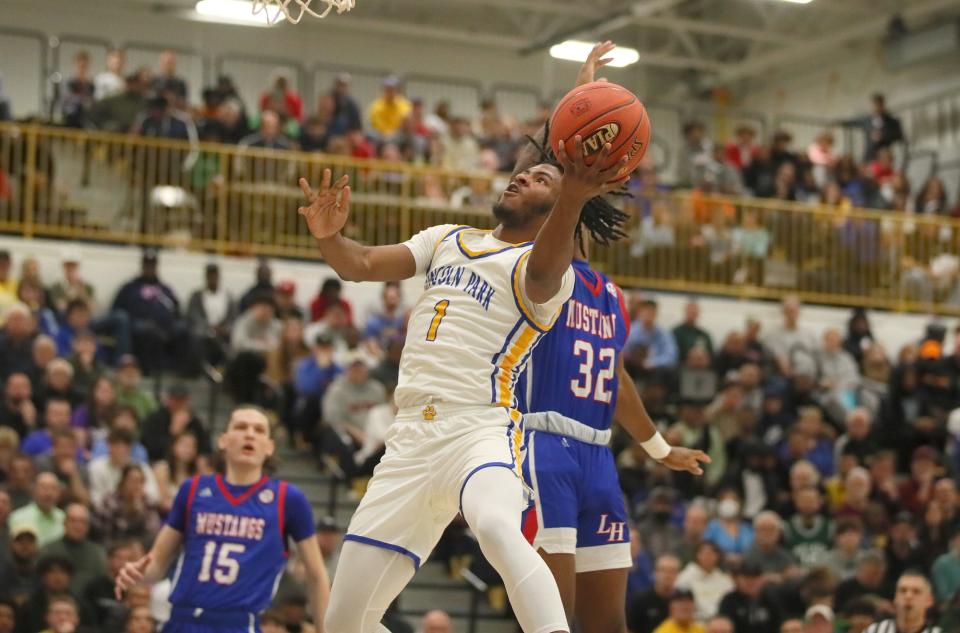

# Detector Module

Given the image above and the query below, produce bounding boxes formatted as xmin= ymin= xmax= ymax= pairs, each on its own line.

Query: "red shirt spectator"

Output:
xmin=723 ymin=126 xmax=759 ymax=171
xmin=347 ymin=129 xmax=376 ymax=160
xmin=259 ymin=74 xmax=303 ymax=123
xmin=868 ymin=148 xmax=895 ymax=184
xmin=310 ymin=278 xmax=354 ymax=325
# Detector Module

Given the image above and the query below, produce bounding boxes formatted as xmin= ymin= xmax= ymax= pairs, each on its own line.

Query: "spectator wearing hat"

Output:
xmin=718 ymin=560 xmax=781 ymax=633
xmin=677 ymin=541 xmax=735 ymax=620
xmin=274 ymin=280 xmax=303 ymax=320
xmin=39 ymin=503 xmax=105 ymax=596
xmin=88 ymin=429 xmax=160 ymax=510
xmin=8 ymin=472 xmax=64 ymax=547
xmin=803 ymin=604 xmax=834 ymax=633
xmin=0 ymin=523 xmax=40 ymax=605
xmin=742 ymin=511 xmax=798 ymax=581
xmin=835 ymin=550 xmax=894 ymax=610
xmin=186 ymin=262 xmax=238 ymax=369
xmin=321 ymin=350 xmax=386 ymax=477
xmin=865 ymin=571 xmax=941 ymax=633
xmin=368 ymin=75 xmax=411 ymax=140
xmin=140 ymin=383 xmax=209 ymax=463
xmin=629 ymin=554 xmax=680 ymax=633
xmin=653 ymin=589 xmax=705 ymax=633
xmin=47 ymin=248 xmax=93 ymax=315
xmin=111 ymin=249 xmax=191 ymax=374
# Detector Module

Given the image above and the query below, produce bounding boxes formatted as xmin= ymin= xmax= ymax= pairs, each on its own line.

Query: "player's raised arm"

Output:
xmin=298 ymin=170 xmax=418 ymax=282
xmin=513 ymin=41 xmax=615 ymax=176
xmin=613 ymin=356 xmax=711 ymax=475
xmin=115 ymin=525 xmax=183 ymax=599
xmin=524 ymin=139 xmax=628 ymax=304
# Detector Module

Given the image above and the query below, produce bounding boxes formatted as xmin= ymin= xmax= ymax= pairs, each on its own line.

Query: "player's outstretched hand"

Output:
xmin=576 ymin=40 xmax=616 ymax=87
xmin=298 ymin=169 xmax=351 ymax=240
xmin=115 ymin=553 xmax=152 ymax=600
xmin=556 ymin=137 xmax=630 ymax=202
xmin=659 ymin=447 xmax=711 ymax=476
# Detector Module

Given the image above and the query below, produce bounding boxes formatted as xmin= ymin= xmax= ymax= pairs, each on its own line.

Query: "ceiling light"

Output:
xmin=774 ymin=0 xmax=813 ymax=4
xmin=549 ymin=40 xmax=640 ymax=68
xmin=194 ymin=0 xmax=278 ymax=26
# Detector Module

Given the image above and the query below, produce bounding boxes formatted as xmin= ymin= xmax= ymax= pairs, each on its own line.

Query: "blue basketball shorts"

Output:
xmin=521 ymin=429 xmax=632 ymax=573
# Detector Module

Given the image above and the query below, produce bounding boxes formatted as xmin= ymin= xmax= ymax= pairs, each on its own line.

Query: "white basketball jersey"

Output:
xmin=395 ymin=225 xmax=574 ymax=410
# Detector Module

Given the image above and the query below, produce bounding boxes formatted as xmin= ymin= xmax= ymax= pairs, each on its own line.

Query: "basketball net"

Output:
xmin=252 ymin=0 xmax=355 ymax=24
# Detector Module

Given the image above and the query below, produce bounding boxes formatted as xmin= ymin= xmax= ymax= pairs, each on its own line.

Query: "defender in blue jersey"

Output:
xmin=513 ymin=41 xmax=710 ymax=633
xmin=115 ymin=406 xmax=330 ymax=632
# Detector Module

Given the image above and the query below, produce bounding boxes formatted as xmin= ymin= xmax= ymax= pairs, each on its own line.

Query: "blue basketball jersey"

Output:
xmin=166 ymin=474 xmax=308 ymax=615
xmin=517 ymin=260 xmax=629 ymax=430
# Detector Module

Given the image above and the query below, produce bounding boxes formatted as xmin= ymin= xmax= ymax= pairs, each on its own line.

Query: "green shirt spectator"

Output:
xmin=8 ymin=472 xmax=65 ymax=547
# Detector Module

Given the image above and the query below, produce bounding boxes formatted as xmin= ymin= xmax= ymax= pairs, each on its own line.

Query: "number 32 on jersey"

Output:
xmin=570 ymin=340 xmax=614 ymax=403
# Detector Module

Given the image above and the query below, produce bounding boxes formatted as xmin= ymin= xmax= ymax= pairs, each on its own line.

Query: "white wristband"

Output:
xmin=641 ymin=432 xmax=671 ymax=461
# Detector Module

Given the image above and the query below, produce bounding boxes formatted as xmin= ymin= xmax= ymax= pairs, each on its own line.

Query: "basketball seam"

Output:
xmin=554 ymin=84 xmax=629 ymax=111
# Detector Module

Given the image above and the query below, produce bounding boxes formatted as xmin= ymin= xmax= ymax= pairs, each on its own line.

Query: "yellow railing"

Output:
xmin=1 ymin=122 xmax=959 ymax=315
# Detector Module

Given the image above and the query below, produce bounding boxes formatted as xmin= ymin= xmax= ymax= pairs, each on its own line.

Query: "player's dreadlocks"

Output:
xmin=524 ymin=119 xmax=631 ymax=251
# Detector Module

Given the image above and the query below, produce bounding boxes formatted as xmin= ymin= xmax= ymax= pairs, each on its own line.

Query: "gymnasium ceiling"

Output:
xmin=81 ymin=0 xmax=960 ymax=89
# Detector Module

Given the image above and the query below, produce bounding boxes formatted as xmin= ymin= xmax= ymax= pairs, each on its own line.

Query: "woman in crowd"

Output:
xmin=94 ymin=463 xmax=163 ymax=546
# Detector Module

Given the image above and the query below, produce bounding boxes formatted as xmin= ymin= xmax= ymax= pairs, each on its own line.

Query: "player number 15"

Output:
xmin=198 ymin=541 xmax=245 ymax=585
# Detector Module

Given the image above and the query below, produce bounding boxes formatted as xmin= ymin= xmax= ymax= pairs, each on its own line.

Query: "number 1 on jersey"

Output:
xmin=426 ymin=299 xmax=450 ymax=342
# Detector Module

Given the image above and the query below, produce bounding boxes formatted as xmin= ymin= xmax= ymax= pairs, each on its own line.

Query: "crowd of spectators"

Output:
xmin=29 ymin=49 xmax=547 ymax=176
xmin=670 ymin=93 xmax=960 ymax=219
xmin=616 ymin=293 xmax=960 ymax=632
xmin=0 ymin=245 xmax=419 ymax=632
xmin=1 ymin=237 xmax=959 ymax=631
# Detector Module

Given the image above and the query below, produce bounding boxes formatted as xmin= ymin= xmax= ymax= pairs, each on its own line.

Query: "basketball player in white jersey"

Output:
xmin=297 ymin=91 xmax=635 ymax=632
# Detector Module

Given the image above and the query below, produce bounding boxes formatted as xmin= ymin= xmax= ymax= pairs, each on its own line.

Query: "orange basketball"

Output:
xmin=548 ymin=81 xmax=651 ymax=176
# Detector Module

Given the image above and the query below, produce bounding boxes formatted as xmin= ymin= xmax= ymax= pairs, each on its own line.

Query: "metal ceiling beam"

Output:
xmin=637 ymin=15 xmax=801 ymax=44
xmin=438 ymin=0 xmax=594 ymax=18
xmin=519 ymin=0 xmax=688 ymax=54
xmin=322 ymin=15 xmax=526 ymax=49
xmin=635 ymin=51 xmax=732 ymax=72
xmin=716 ymin=0 xmax=960 ymax=82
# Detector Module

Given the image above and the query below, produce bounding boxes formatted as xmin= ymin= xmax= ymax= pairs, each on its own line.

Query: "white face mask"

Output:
xmin=717 ymin=499 xmax=740 ymax=519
